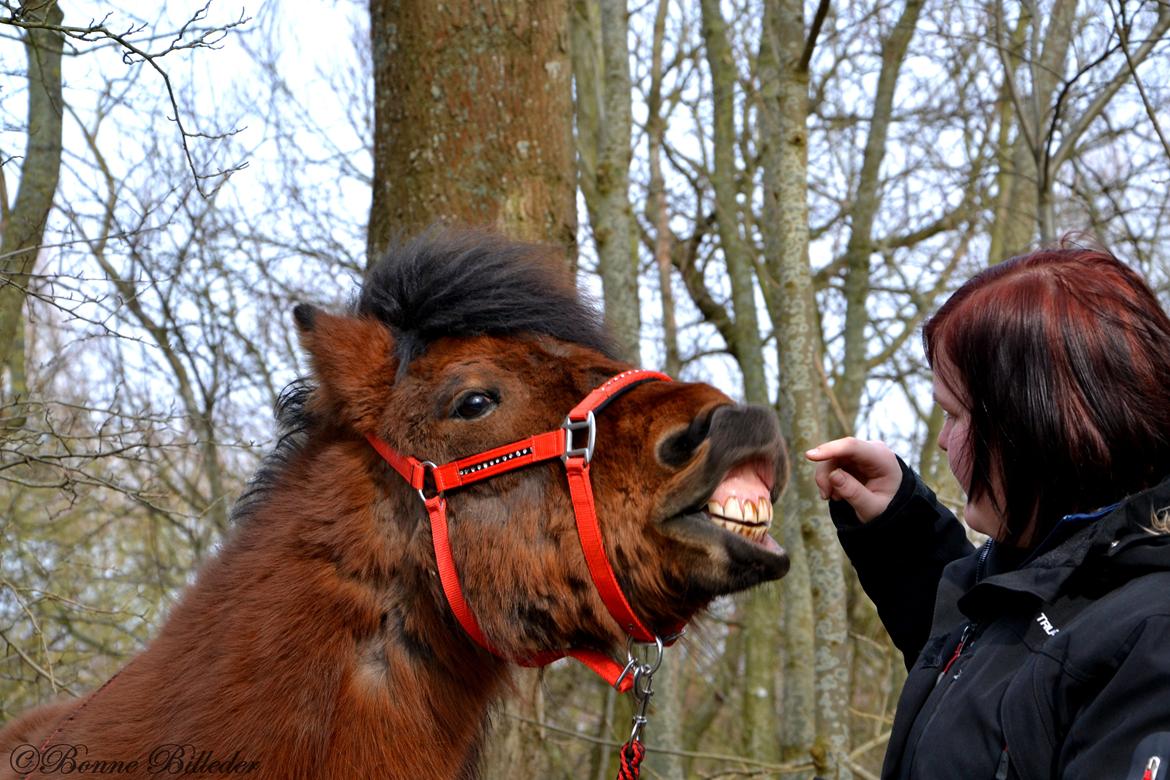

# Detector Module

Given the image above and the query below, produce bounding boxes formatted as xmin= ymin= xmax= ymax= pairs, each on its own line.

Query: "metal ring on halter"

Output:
xmin=416 ymin=461 xmax=440 ymax=502
xmin=625 ymin=634 xmax=665 ymax=675
xmin=614 ymin=634 xmax=665 ymax=691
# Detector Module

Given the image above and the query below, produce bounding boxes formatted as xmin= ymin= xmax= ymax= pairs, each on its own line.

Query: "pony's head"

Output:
xmin=291 ymin=231 xmax=789 ymax=660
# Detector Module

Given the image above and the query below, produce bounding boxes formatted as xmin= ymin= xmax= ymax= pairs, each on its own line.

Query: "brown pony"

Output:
xmin=0 ymin=231 xmax=790 ymax=779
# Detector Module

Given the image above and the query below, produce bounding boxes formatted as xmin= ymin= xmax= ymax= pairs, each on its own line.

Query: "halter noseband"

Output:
xmin=365 ymin=369 xmax=682 ymax=691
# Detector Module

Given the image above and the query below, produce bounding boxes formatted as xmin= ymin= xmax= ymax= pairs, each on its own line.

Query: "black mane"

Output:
xmin=231 ymin=378 xmax=314 ymax=525
xmin=234 ymin=230 xmax=615 ymax=525
xmin=357 ymin=229 xmax=617 ymax=367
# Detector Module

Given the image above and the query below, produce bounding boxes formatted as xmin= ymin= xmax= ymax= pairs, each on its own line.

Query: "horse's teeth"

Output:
xmin=706 ymin=496 xmax=775 ymax=542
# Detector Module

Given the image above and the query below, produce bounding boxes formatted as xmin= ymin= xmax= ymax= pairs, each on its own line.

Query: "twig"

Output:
xmin=1110 ymin=0 xmax=1170 ymax=161
xmin=0 ymin=3 xmax=251 ymax=197
xmin=0 ymin=629 xmax=77 ymax=696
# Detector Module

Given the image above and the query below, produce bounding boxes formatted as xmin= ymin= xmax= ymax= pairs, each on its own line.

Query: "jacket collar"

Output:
xmin=955 ymin=472 xmax=1170 ymax=618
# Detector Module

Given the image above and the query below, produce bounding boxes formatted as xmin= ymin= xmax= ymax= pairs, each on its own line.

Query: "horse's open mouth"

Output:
xmin=701 ymin=457 xmax=784 ymax=555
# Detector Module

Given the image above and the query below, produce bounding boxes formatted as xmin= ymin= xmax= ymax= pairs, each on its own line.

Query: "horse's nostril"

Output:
xmin=657 ymin=405 xmax=722 ymax=467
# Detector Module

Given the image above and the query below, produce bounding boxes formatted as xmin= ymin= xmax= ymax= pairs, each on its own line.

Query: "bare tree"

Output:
xmin=6 ymin=1 xmax=1170 ymax=776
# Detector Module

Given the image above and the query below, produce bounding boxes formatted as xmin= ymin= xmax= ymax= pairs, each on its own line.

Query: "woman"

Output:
xmin=808 ymin=246 xmax=1170 ymax=780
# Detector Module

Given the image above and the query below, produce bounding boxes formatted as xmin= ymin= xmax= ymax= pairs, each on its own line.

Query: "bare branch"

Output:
xmin=799 ymin=0 xmax=831 ymax=74
xmin=1108 ymin=0 xmax=1170 ymax=161
xmin=0 ymin=3 xmax=252 ymax=197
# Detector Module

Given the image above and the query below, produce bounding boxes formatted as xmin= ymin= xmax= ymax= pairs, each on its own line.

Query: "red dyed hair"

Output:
xmin=923 ymin=243 xmax=1170 ymax=545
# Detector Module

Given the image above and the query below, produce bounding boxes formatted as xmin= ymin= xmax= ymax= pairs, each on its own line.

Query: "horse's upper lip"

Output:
xmin=708 ymin=456 xmax=773 ymax=504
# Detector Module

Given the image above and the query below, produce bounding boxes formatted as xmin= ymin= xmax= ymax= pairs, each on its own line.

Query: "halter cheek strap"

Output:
xmin=366 ymin=369 xmax=682 ymax=692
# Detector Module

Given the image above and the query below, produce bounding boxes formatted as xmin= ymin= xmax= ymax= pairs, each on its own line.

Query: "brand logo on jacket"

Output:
xmin=1036 ymin=612 xmax=1060 ymax=636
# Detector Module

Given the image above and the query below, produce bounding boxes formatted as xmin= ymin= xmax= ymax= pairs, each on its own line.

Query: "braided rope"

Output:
xmin=617 ymin=739 xmax=646 ymax=780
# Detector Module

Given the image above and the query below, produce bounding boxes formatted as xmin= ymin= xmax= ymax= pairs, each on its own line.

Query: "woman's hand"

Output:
xmin=805 ymin=437 xmax=902 ymax=522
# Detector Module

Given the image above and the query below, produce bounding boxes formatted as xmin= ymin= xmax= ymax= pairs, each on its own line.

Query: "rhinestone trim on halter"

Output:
xmin=458 ymin=446 xmax=534 ymax=477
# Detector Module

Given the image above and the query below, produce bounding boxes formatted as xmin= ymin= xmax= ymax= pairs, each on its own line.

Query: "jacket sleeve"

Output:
xmin=831 ymin=457 xmax=974 ymax=666
xmin=1057 ymin=613 xmax=1170 ymax=780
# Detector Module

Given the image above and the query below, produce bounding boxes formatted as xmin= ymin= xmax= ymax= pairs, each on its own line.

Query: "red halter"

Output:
xmin=366 ymin=369 xmax=682 ymax=692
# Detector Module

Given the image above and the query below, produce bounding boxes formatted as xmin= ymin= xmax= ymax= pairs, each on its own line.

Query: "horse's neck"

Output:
xmin=60 ymin=453 xmax=510 ymax=777
xmin=216 ymin=471 xmax=510 ymax=767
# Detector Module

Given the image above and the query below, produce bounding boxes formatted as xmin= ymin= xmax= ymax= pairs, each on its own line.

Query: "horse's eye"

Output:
xmin=453 ymin=391 xmax=498 ymax=420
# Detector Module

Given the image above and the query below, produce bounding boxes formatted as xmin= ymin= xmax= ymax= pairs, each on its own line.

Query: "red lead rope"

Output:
xmin=365 ymin=369 xmax=682 ymax=692
xmin=618 ymin=740 xmax=646 ymax=779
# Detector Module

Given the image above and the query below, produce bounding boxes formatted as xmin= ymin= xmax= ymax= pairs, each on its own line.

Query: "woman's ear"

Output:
xmin=293 ymin=304 xmax=398 ymax=433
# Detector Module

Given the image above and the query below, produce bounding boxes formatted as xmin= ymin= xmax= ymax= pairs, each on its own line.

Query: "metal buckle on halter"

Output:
xmin=617 ymin=635 xmax=664 ymax=744
xmin=614 ymin=634 xmax=664 ymax=689
xmin=561 ymin=411 xmax=596 ymax=464
xmin=415 ymin=460 xmax=441 ymax=502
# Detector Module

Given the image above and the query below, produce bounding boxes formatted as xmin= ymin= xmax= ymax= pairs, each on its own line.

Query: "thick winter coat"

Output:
xmin=833 ymin=462 xmax=1170 ymax=780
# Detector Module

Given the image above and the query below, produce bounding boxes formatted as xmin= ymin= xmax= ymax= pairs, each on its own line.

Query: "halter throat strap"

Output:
xmin=365 ymin=369 xmax=677 ymax=691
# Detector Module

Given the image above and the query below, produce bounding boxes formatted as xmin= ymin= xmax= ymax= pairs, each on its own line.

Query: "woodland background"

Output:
xmin=2 ymin=0 xmax=1169 ymax=777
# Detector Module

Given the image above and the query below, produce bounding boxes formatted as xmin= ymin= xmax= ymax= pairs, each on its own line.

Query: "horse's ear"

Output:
xmin=293 ymin=304 xmax=398 ymax=433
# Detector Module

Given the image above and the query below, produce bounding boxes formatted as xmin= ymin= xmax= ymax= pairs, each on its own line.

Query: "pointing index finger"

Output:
xmin=804 ymin=437 xmax=857 ymax=462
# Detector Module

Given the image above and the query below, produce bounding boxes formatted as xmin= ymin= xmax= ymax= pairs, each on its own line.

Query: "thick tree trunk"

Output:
xmin=1027 ymin=0 xmax=1077 ymax=244
xmin=987 ymin=0 xmax=1075 ymax=251
xmin=0 ymin=0 xmax=64 ymax=409
xmin=698 ymin=2 xmax=779 ymax=760
xmin=367 ymin=0 xmax=576 ymax=266
xmin=992 ymin=0 xmax=1077 ymax=254
xmin=758 ymin=0 xmax=817 ymax=768
xmin=571 ymin=0 xmax=602 ymax=226
xmin=759 ymin=0 xmax=851 ymax=776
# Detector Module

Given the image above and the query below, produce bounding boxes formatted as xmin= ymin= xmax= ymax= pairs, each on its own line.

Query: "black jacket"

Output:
xmin=833 ymin=462 xmax=1170 ymax=780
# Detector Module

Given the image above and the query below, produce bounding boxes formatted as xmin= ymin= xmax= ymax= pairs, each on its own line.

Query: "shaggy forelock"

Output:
xmin=356 ymin=229 xmax=617 ymax=367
